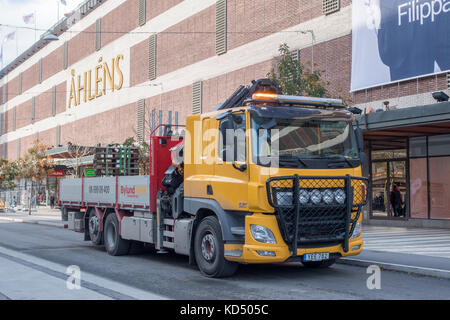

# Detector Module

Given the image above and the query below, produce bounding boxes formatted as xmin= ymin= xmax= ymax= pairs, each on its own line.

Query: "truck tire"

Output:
xmin=302 ymin=258 xmax=338 ymax=269
xmin=194 ymin=216 xmax=238 ymax=278
xmin=88 ymin=209 xmax=103 ymax=245
xmin=104 ymin=213 xmax=130 ymax=256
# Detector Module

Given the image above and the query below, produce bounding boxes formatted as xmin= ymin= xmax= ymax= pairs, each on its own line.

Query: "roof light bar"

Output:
xmin=251 ymin=93 xmax=345 ymax=108
xmin=252 ymin=93 xmax=278 ymax=100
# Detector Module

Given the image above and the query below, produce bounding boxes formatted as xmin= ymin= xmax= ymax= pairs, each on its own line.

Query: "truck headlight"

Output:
xmin=334 ymin=189 xmax=346 ymax=205
xmin=351 ymin=222 xmax=362 ymax=239
xmin=250 ymin=225 xmax=277 ymax=244
xmin=276 ymin=191 xmax=293 ymax=206
xmin=310 ymin=189 xmax=322 ymax=205
xmin=321 ymin=189 xmax=334 ymax=205
xmin=299 ymin=190 xmax=310 ymax=205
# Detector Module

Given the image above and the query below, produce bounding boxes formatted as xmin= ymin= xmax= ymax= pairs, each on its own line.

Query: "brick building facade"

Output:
xmin=0 ymin=0 xmax=447 ymax=156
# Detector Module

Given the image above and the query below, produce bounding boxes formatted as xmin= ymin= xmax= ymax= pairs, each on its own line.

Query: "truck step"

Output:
xmin=163 ymin=230 xmax=175 ymax=238
xmin=164 ymin=218 xmax=175 ymax=226
xmin=163 ymin=241 xmax=175 ymax=249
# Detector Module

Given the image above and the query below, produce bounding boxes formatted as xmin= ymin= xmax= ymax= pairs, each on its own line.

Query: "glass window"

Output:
xmin=428 ymin=134 xmax=450 ymax=156
xmin=409 ymin=137 xmax=427 ymax=158
xmin=390 ymin=161 xmax=407 ymax=218
xmin=371 ymin=162 xmax=388 ymax=218
xmin=410 ymin=158 xmax=428 ymax=219
xmin=250 ymin=116 xmax=359 ymax=166
xmin=429 ymin=157 xmax=450 ymax=220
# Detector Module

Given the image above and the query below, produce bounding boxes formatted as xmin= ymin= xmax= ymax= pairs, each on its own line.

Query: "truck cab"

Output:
xmin=182 ymin=80 xmax=369 ymax=276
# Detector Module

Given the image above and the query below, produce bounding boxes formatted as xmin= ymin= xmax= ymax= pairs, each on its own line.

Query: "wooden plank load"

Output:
xmin=93 ymin=144 xmax=140 ymax=176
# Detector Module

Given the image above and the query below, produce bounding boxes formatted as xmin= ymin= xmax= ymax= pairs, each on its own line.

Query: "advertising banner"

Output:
xmin=83 ymin=177 xmax=116 ymax=204
xmin=118 ymin=176 xmax=150 ymax=207
xmin=49 ymin=170 xmax=65 ymax=177
xmin=351 ymin=0 xmax=450 ymax=91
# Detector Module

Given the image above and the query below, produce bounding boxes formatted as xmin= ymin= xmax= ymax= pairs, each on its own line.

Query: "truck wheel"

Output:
xmin=104 ymin=213 xmax=130 ymax=256
xmin=194 ymin=216 xmax=238 ymax=278
xmin=88 ymin=209 xmax=103 ymax=245
xmin=302 ymin=259 xmax=338 ymax=269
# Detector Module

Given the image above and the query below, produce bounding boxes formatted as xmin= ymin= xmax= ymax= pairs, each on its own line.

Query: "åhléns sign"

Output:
xmin=68 ymin=54 xmax=124 ymax=108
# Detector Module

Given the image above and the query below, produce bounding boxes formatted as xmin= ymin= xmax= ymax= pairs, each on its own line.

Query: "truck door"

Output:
xmin=213 ymin=112 xmax=249 ymax=211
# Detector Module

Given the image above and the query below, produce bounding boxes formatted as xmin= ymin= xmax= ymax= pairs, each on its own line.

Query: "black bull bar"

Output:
xmin=266 ymin=175 xmax=370 ymax=256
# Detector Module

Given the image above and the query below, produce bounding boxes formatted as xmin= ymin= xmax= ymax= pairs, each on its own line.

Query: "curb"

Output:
xmin=0 ymin=217 xmax=68 ymax=229
xmin=338 ymin=257 xmax=450 ymax=280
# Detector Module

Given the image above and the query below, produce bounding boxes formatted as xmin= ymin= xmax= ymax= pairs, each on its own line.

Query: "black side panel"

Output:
xmin=184 ymin=198 xmax=248 ymax=243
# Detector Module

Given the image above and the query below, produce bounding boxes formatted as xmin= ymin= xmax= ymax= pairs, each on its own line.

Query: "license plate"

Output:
xmin=303 ymin=252 xmax=330 ymax=262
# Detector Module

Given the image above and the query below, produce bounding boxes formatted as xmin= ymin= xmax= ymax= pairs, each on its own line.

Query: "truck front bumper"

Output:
xmin=224 ymin=213 xmax=364 ymax=264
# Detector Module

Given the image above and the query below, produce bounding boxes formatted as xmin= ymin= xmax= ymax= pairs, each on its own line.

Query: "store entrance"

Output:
xmin=371 ymin=150 xmax=408 ymax=219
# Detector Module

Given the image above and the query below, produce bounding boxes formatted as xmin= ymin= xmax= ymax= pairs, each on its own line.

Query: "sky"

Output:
xmin=0 ymin=0 xmax=85 ymax=68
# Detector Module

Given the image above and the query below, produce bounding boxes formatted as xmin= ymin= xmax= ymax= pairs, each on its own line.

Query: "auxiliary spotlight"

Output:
xmin=432 ymin=91 xmax=450 ymax=102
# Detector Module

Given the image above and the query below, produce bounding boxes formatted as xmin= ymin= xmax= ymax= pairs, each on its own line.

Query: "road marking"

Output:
xmin=0 ymin=245 xmax=169 ymax=300
xmin=339 ymin=257 xmax=450 ymax=280
xmin=0 ymin=291 xmax=11 ymax=300
xmin=0 ymin=217 xmax=67 ymax=228
xmin=362 ymin=227 xmax=450 ymax=260
xmin=0 ymin=255 xmax=112 ymax=300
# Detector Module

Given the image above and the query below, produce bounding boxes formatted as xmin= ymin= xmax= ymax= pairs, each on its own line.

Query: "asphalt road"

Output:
xmin=1 ymin=220 xmax=450 ymax=300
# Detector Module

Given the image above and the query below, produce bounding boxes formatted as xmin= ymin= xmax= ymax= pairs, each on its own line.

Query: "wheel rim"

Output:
xmin=201 ymin=233 xmax=216 ymax=262
xmin=106 ymin=222 xmax=116 ymax=249
xmin=89 ymin=215 xmax=98 ymax=237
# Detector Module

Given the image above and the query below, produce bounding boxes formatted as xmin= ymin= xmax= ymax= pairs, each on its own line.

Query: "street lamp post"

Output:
xmin=150 ymin=82 xmax=164 ymax=136
xmin=300 ymin=30 xmax=316 ymax=73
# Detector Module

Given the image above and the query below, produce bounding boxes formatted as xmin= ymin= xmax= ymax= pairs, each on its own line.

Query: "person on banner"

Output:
xmin=377 ymin=0 xmax=436 ymax=81
xmin=434 ymin=1 xmax=450 ymax=71
xmin=390 ymin=185 xmax=403 ymax=217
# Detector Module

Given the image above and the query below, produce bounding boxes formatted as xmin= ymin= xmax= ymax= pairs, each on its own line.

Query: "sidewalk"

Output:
xmin=0 ymin=207 xmax=67 ymax=228
xmin=338 ymin=225 xmax=450 ymax=279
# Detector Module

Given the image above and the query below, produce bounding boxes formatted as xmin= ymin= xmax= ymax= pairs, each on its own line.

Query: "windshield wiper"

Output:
xmin=324 ymin=155 xmax=355 ymax=168
xmin=278 ymin=155 xmax=308 ymax=168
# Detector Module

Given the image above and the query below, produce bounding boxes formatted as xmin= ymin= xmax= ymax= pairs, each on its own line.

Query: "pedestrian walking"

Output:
xmin=50 ymin=194 xmax=55 ymax=209
xmin=390 ymin=185 xmax=403 ymax=217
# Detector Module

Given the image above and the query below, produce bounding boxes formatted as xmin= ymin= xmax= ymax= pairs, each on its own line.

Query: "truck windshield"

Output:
xmin=251 ymin=115 xmax=360 ymax=168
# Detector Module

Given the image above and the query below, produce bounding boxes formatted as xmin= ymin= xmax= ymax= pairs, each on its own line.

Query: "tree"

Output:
xmin=18 ymin=140 xmax=54 ymax=215
xmin=123 ymin=137 xmax=150 ymax=175
xmin=0 ymin=159 xmax=20 ymax=190
xmin=66 ymin=142 xmax=95 ymax=178
xmin=267 ymin=43 xmax=329 ymax=97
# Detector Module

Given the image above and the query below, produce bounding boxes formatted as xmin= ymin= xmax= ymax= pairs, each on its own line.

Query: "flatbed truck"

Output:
xmin=59 ymin=79 xmax=369 ymax=277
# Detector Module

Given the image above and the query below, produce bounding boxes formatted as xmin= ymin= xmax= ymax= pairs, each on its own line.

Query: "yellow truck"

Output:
xmin=60 ymin=79 xmax=369 ymax=278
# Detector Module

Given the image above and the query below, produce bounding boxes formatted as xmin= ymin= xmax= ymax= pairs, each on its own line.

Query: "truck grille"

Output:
xmin=266 ymin=175 xmax=369 ymax=254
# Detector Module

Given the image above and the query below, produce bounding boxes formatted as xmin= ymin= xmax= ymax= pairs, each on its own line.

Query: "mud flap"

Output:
xmin=83 ymin=212 xmax=91 ymax=241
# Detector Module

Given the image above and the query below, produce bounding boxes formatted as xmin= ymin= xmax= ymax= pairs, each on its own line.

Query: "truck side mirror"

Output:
xmin=220 ymin=118 xmax=234 ymax=146
xmin=354 ymin=127 xmax=364 ymax=152
xmin=220 ymin=117 xmax=234 ymax=161
xmin=359 ymin=151 xmax=368 ymax=175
